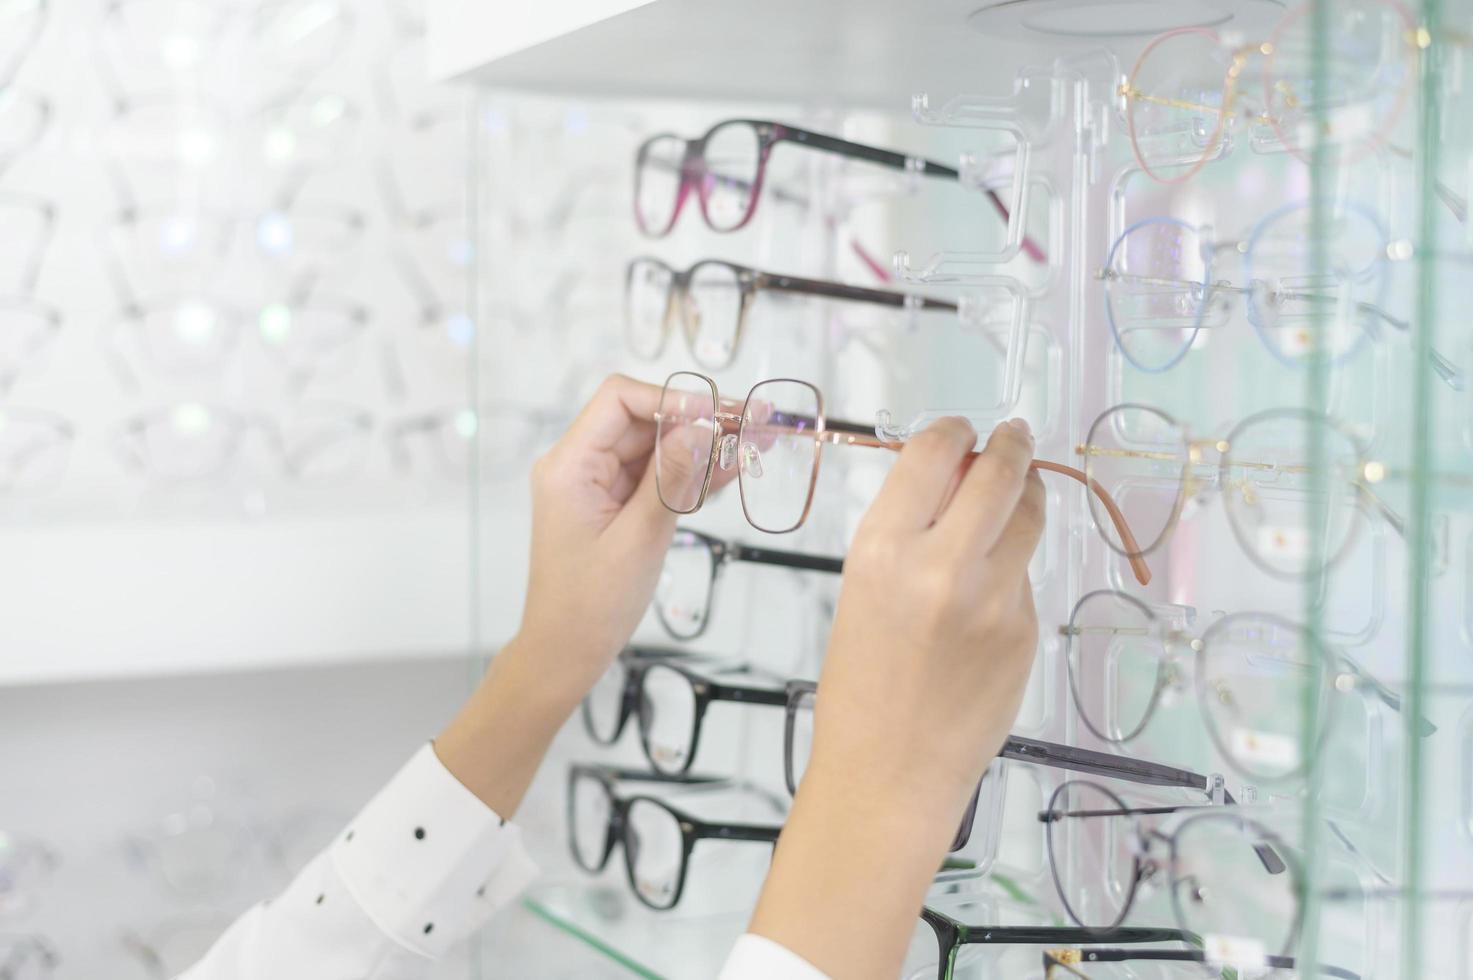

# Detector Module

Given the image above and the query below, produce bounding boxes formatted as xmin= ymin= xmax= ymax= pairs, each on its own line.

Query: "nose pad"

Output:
xmin=718 ymin=432 xmax=738 ymax=471
xmin=740 ymin=441 xmax=764 ymax=478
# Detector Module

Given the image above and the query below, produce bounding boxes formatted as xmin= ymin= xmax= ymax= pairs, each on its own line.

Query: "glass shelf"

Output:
xmin=522 ymin=880 xmax=749 ymax=980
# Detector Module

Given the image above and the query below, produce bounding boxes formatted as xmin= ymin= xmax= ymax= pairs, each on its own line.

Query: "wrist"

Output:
xmin=433 ymin=635 xmax=584 ymax=818
xmin=749 ymin=761 xmax=956 ymax=977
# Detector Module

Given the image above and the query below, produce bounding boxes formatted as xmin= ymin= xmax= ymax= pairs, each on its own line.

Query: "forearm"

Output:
xmin=434 ymin=632 xmax=586 ymax=818
xmin=747 ymin=759 xmax=963 ymax=979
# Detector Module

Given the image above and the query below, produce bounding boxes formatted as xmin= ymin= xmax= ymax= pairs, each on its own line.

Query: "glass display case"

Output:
xmin=460 ymin=0 xmax=1473 ymax=977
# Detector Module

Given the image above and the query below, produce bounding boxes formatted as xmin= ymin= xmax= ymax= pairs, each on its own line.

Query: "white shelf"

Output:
xmin=428 ymin=0 xmax=1287 ymax=106
xmin=0 ymin=506 xmax=497 ymax=686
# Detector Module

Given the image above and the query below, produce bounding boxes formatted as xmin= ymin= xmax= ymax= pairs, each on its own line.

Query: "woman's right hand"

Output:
xmin=747 ymin=415 xmax=1045 ymax=979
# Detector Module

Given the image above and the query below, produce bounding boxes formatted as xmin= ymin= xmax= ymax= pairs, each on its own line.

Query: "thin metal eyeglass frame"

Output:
xmin=1121 ymin=2 xmax=1416 ymax=184
xmin=1098 ymin=205 xmax=1462 ymax=386
xmin=1078 ymin=402 xmax=1405 ymax=578
xmin=1039 ymin=779 xmax=1301 ymax=951
xmin=1059 ymin=589 xmax=1434 ymax=783
xmin=654 ymin=371 xmax=1153 ymax=585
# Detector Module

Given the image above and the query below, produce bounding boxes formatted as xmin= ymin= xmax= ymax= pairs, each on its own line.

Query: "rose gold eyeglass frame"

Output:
xmin=653 ymin=371 xmax=1152 ymax=586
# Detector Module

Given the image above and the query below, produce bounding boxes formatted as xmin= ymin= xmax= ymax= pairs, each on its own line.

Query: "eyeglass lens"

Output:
xmin=623 ymin=797 xmax=686 ymax=909
xmin=654 ymin=531 xmax=718 ymax=640
xmin=654 ymin=372 xmax=718 ymax=514
xmin=636 ymin=662 xmax=701 ymax=774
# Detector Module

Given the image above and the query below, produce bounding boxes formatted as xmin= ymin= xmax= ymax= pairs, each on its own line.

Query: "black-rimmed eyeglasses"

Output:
xmin=567 ymin=763 xmax=782 ymax=911
xmin=582 ymin=647 xmax=787 ymax=775
xmin=654 ymin=527 xmax=842 ymax=640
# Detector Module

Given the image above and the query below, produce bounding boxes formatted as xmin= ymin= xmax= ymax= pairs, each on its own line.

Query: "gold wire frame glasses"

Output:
xmin=1077 ymin=403 xmax=1401 ymax=580
xmin=1120 ymin=0 xmax=1419 ymax=183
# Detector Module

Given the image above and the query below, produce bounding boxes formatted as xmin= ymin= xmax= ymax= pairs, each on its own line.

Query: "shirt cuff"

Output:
xmin=329 ymin=743 xmax=539 ymax=957
xmin=718 ymin=934 xmax=831 ymax=980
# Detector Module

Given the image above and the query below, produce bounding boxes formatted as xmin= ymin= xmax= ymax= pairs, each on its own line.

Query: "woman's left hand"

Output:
xmin=435 ymin=374 xmax=680 ymax=816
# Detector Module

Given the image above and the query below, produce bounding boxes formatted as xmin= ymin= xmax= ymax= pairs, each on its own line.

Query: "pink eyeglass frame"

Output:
xmin=654 ymin=371 xmax=1151 ymax=586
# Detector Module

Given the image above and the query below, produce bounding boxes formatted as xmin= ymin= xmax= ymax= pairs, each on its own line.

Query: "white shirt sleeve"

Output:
xmin=178 ymin=743 xmax=539 ymax=980
xmin=180 ymin=742 xmax=825 ymax=980
xmin=717 ymin=934 xmax=831 ymax=980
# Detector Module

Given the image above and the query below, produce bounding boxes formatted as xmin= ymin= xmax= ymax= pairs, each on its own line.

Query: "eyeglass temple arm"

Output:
xmin=730 ymin=542 xmax=845 ymax=574
xmin=1001 ymin=736 xmax=1206 ymax=790
xmin=823 ymin=418 xmax=1152 ymax=586
xmin=1335 ymin=653 xmax=1437 ymax=736
xmin=572 ymin=763 xmax=727 ymax=787
xmin=701 ymin=821 xmax=782 ymax=844
xmin=1042 ymin=950 xmax=1091 ymax=979
xmin=707 ymin=680 xmax=790 ymax=707
xmin=1346 ymin=300 xmax=1465 ymax=392
xmin=756 ymin=271 xmax=958 ymax=314
xmin=962 ymin=924 xmax=1195 ymax=947
xmin=774 ymin=123 xmax=1047 ymax=264
xmin=1048 ymin=948 xmax=1359 ymax=980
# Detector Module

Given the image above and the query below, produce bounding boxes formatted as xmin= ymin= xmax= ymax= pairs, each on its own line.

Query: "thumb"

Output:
xmin=609 ymin=449 xmax=679 ymax=548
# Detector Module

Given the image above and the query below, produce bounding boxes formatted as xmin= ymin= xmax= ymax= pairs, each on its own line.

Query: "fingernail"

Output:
xmin=1008 ymin=417 xmax=1033 ymax=441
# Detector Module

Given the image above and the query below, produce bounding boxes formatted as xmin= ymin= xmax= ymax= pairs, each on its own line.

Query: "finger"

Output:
xmin=987 ymin=468 xmax=1046 ymax=575
xmin=565 ymin=374 xmax=666 ymax=453
xmin=610 ymin=438 xmax=679 ymax=543
xmin=939 ymin=418 xmax=1035 ymax=554
xmin=608 ymin=418 xmax=658 ymax=464
xmin=863 ymin=417 xmax=978 ymax=531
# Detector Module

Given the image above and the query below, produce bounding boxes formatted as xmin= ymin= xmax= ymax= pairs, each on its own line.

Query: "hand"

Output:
xmin=748 ymin=416 xmax=1045 ymax=979
xmin=436 ymin=374 xmax=679 ymax=817
xmin=518 ymin=373 xmax=683 ymax=692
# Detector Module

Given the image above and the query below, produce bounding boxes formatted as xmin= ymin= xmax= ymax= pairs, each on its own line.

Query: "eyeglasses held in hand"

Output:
xmin=1121 ymin=0 xmax=1415 ymax=183
xmin=1078 ymin=403 xmax=1401 ymax=580
xmin=1099 ymin=202 xmax=1461 ymax=388
xmin=625 ymin=256 xmax=958 ymax=370
xmin=567 ymin=763 xmax=781 ymax=911
xmin=0 ymin=407 xmax=72 ymax=495
xmin=1040 ymin=779 xmax=1297 ymax=958
xmin=634 ymin=118 xmax=1045 ymax=263
xmin=784 ymin=679 xmax=1256 ymax=853
xmin=1060 ymin=589 xmax=1432 ymax=784
xmin=1041 ymin=946 xmax=1359 ymax=980
xmin=654 ymin=371 xmax=1152 ymax=585
xmin=654 ymin=527 xmax=842 ymax=641
xmin=582 ymin=647 xmax=787 ymax=776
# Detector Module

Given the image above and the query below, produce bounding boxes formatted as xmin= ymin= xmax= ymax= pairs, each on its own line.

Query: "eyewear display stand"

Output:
xmin=463 ymin=4 xmax=1473 ymax=977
